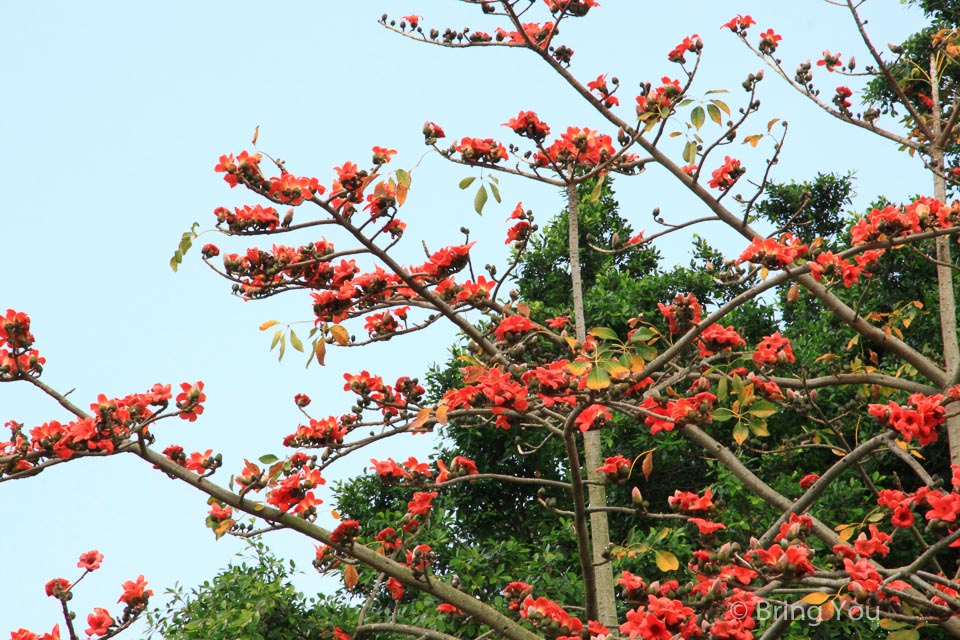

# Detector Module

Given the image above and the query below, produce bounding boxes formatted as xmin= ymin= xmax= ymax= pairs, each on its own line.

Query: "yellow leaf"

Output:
xmin=330 ymin=325 xmax=350 ymax=345
xmin=435 ymin=405 xmax=449 ymax=425
xmin=314 ymin=339 xmax=327 ymax=366
xmin=516 ymin=302 xmax=531 ymax=317
xmin=910 ymin=449 xmax=925 ymax=459
xmin=259 ymin=320 xmax=280 ymax=331
xmin=344 ymin=564 xmax=359 ymax=589
xmin=252 ymin=125 xmax=260 ymax=145
xmin=831 ymin=448 xmax=846 ymax=457
xmin=654 ymin=550 xmax=679 ymax=572
xmin=836 ymin=524 xmax=856 ymax=542
xmin=818 ymin=599 xmax=835 ymax=621
xmin=641 ymin=451 xmax=654 ymax=480
xmin=760 ymin=265 xmax=769 ymax=280
xmin=331 ymin=509 xmax=341 ymax=520
xmin=787 ymin=283 xmax=799 ymax=303
xmin=410 ymin=407 xmax=431 ymax=430
xmin=814 ymin=353 xmax=837 ymax=363
xmin=800 ymin=592 xmax=831 ymax=606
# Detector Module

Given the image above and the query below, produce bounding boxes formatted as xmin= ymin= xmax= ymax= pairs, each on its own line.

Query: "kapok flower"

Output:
xmin=77 ymin=550 xmax=103 ymax=572
xmin=722 ymin=14 xmax=756 ymax=33
xmin=758 ymin=28 xmax=782 ymax=54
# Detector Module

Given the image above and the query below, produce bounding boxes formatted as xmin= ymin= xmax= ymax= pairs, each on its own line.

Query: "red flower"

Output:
xmin=77 ymin=550 xmax=103 ymax=572
xmin=667 ymin=34 xmax=702 ymax=63
xmin=722 ymin=14 xmax=756 ymax=33
xmin=798 ymin=473 xmax=820 ymax=489
xmin=117 ymin=575 xmax=153 ymax=607
xmin=817 ymin=50 xmax=842 ymax=72
xmin=175 ymin=381 xmax=206 ymax=422
xmin=668 ymin=488 xmax=714 ymax=512
xmin=708 ymin=156 xmax=745 ymax=190
xmin=84 ymin=608 xmax=114 ymax=637
xmin=503 ymin=111 xmax=551 ymax=141
xmin=330 ymin=519 xmax=361 ymax=545
xmin=758 ymin=28 xmax=782 ymax=54
xmin=407 ymin=491 xmax=438 ymax=516
xmin=688 ymin=517 xmax=726 ymax=534
xmin=833 ymin=86 xmax=853 ymax=110
xmin=402 ymin=15 xmax=421 ymax=28
xmin=752 ymin=332 xmax=796 ymax=367
xmin=386 ymin=576 xmax=404 ymax=600
xmin=422 ymin=121 xmax=445 ymax=143
xmin=595 ymin=454 xmax=631 ymax=483
xmin=45 ymin=578 xmax=70 ymax=598
xmin=456 ymin=137 xmax=508 ymax=164
xmin=575 ymin=404 xmax=612 ymax=432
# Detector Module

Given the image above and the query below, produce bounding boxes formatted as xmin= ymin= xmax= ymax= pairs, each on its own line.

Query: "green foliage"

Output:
xmin=147 ymin=539 xmax=351 ymax=640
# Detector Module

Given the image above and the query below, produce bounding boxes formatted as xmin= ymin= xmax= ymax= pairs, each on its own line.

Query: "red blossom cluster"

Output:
xmin=503 ymin=110 xmax=551 ymax=141
xmin=443 ymin=366 xmax=529 ymax=429
xmin=15 ymin=552 xmax=155 ymax=640
xmin=697 ymin=324 xmax=746 ymax=357
xmin=0 ymin=309 xmax=45 ymax=380
xmin=505 ymin=202 xmax=532 ymax=245
xmin=833 ymin=85 xmax=853 ymax=111
xmin=543 ymin=0 xmax=599 ymax=18
xmin=635 ymin=77 xmax=682 ymax=126
xmin=708 ymin=156 xmax=745 ymax=191
xmin=595 ymin=454 xmax=631 ymax=483
xmin=213 ymin=204 xmax=282 ymax=233
xmin=806 ymin=250 xmax=864 ymax=287
xmin=456 ymin=137 xmax=508 ymax=164
xmin=215 ymin=151 xmax=324 ymax=206
xmin=587 ymin=73 xmax=619 ymax=107
xmin=533 ymin=126 xmax=620 ymax=168
xmin=639 ymin=391 xmax=716 ymax=435
xmin=520 ymin=594 xmax=586 ymax=638
xmin=1 ymin=382 xmax=174 ymax=475
xmin=668 ymin=34 xmax=702 ymax=64
xmin=721 ymin=14 xmax=756 ymax=34
xmin=737 ymin=233 xmax=808 ymax=269
xmin=752 ymin=332 xmax=795 ymax=367
xmin=658 ymin=292 xmax=703 ymax=334
xmin=758 ymin=28 xmax=782 ymax=54
xmin=817 ymin=50 xmax=842 ymax=72
xmin=363 ymin=306 xmax=409 ymax=338
xmin=620 ymin=595 xmax=698 ymax=639
xmin=868 ymin=392 xmax=945 ymax=445
xmin=850 ymin=197 xmax=959 ymax=245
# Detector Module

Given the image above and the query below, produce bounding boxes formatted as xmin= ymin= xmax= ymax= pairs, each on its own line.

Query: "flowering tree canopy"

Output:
xmin=6 ymin=2 xmax=960 ymax=640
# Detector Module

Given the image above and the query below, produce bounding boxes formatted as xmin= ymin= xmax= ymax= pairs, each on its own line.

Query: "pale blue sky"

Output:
xmin=1 ymin=1 xmax=931 ymax=635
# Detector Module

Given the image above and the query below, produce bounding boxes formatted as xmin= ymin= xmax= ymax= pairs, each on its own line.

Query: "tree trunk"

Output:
xmin=566 ymin=182 xmax=619 ymax=632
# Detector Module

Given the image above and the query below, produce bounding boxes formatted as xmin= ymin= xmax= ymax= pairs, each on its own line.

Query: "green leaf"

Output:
xmin=270 ymin=329 xmax=283 ymax=351
xmin=705 ymin=89 xmax=729 ymax=95
xmin=710 ymin=407 xmax=737 ymax=422
xmin=170 ymin=222 xmax=199 ymax=272
xmin=258 ymin=454 xmax=279 ymax=464
xmin=588 ymin=327 xmax=619 ymax=341
xmin=717 ymin=375 xmax=728 ymax=402
xmin=633 ymin=344 xmax=658 ymax=361
xmin=732 ymin=422 xmax=749 ymax=445
xmin=474 ymin=185 xmax=488 ymax=214
xmin=590 ymin=173 xmax=606 ymax=202
xmin=459 ymin=176 xmax=476 ymax=189
xmin=746 ymin=400 xmax=778 ymax=418
xmin=677 ymin=99 xmax=694 ymax=108
xmin=887 ymin=631 xmax=920 ymax=640
xmin=682 ymin=140 xmax=698 ymax=163
xmin=586 ymin=366 xmax=611 ymax=390
xmin=564 ymin=360 xmax=591 ymax=375
xmin=731 ymin=374 xmax=745 ymax=396
xmin=489 ymin=180 xmax=501 ymax=203
xmin=396 ymin=168 xmax=411 ymax=187
xmin=711 ymin=99 xmax=731 ymax=115
xmin=629 ymin=327 xmax=657 ymax=342
xmin=706 ymin=103 xmax=722 ymax=125
xmin=278 ymin=333 xmax=286 ymax=361
xmin=289 ymin=330 xmax=304 ymax=352
xmin=690 ymin=106 xmax=705 ymax=130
